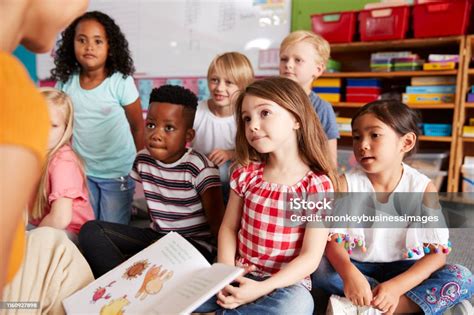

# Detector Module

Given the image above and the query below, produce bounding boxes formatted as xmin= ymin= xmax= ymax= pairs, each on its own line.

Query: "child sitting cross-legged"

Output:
xmin=312 ymin=100 xmax=473 ymax=315
xmin=79 ymin=85 xmax=225 ymax=278
xmin=194 ymin=77 xmax=337 ymax=315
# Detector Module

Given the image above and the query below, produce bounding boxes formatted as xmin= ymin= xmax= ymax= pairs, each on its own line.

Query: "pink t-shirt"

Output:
xmin=30 ymin=144 xmax=94 ymax=234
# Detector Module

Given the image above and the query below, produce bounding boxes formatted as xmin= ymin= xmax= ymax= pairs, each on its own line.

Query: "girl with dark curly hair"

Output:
xmin=52 ymin=11 xmax=144 ymax=225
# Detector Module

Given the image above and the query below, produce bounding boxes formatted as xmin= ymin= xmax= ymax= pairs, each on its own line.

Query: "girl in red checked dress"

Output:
xmin=194 ymin=77 xmax=339 ymax=315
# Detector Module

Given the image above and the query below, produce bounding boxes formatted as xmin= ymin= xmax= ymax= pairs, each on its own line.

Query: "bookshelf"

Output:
xmin=453 ymin=35 xmax=474 ymax=192
xmin=322 ymin=70 xmax=458 ymax=78
xmin=333 ymin=102 xmax=455 ymax=109
xmin=320 ymin=36 xmax=466 ymax=192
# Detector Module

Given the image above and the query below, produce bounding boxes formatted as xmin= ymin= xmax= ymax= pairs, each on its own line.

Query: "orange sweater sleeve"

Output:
xmin=0 ymin=52 xmax=50 ymax=283
xmin=0 ymin=52 xmax=49 ymax=161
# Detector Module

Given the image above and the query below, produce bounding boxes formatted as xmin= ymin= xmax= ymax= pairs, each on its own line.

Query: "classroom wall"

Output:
xmin=17 ymin=1 xmax=400 ymax=80
xmin=291 ymin=0 xmax=380 ymax=31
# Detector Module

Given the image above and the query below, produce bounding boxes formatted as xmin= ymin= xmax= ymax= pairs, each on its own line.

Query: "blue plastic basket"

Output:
xmin=423 ymin=123 xmax=452 ymax=136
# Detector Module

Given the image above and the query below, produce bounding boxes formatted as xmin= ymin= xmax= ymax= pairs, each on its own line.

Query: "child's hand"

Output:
xmin=216 ymin=276 xmax=270 ymax=309
xmin=343 ymin=267 xmax=373 ymax=306
xmin=208 ymin=149 xmax=233 ymax=166
xmin=371 ymin=281 xmax=402 ymax=314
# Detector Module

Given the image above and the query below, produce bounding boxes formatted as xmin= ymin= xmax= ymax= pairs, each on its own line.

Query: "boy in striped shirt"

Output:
xmin=79 ymin=85 xmax=224 ymax=277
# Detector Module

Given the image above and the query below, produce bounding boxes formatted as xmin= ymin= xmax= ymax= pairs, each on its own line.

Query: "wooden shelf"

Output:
xmin=419 ymin=135 xmax=453 ymax=142
xmin=339 ymin=132 xmax=452 ymax=142
xmin=333 ymin=102 xmax=454 ymax=109
xmin=468 ymin=69 xmax=474 ymax=75
xmin=339 ymin=132 xmax=352 ymax=137
xmin=321 ymin=71 xmax=457 ymax=78
xmin=463 ymin=137 xmax=474 ymax=142
xmin=466 ymin=103 xmax=474 ymax=108
xmin=330 ymin=37 xmax=463 ymax=53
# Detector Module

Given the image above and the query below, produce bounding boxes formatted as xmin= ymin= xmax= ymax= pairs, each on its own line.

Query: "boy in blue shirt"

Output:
xmin=280 ymin=30 xmax=339 ymax=166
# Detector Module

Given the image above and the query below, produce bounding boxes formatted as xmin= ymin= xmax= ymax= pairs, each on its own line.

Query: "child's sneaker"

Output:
xmin=327 ymin=295 xmax=382 ymax=315
xmin=444 ymin=300 xmax=474 ymax=315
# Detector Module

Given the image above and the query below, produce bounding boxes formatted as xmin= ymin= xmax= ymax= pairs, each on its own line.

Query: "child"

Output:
xmin=312 ymin=100 xmax=473 ymax=315
xmin=192 ymin=52 xmax=254 ymax=203
xmin=195 ymin=77 xmax=338 ymax=314
xmin=79 ymin=85 xmax=225 ymax=278
xmin=52 ymin=11 xmax=145 ymax=224
xmin=29 ymin=88 xmax=94 ymax=243
xmin=280 ymin=30 xmax=339 ymax=166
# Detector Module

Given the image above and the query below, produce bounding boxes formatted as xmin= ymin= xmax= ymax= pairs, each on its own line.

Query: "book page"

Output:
xmin=63 ymin=232 xmax=210 ymax=314
xmin=151 ymin=263 xmax=244 ymax=314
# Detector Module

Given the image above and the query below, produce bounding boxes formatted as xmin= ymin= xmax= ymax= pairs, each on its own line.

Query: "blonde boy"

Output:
xmin=280 ymin=30 xmax=338 ymax=165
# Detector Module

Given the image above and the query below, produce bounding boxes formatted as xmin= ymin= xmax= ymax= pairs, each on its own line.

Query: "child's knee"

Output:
xmin=434 ymin=264 xmax=474 ymax=297
xmin=78 ymin=220 xmax=103 ymax=245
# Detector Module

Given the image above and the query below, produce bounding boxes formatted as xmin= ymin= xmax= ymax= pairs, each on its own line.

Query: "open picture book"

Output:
xmin=63 ymin=232 xmax=243 ymax=314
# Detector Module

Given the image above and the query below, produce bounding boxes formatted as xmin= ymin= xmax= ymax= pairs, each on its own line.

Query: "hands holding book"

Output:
xmin=216 ymin=264 xmax=273 ymax=309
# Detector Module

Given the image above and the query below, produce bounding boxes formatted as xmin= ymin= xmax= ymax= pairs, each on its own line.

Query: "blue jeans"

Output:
xmin=87 ymin=175 xmax=135 ymax=224
xmin=312 ymin=256 xmax=473 ymax=315
xmin=194 ymin=274 xmax=314 ymax=315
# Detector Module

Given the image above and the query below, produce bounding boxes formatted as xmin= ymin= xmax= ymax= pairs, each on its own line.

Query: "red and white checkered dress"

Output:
xmin=230 ymin=162 xmax=333 ymax=285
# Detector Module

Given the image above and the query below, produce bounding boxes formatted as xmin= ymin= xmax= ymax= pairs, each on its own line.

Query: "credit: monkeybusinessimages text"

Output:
xmin=290 ymin=213 xmax=440 ymax=224
xmin=288 ymin=198 xmax=440 ymax=225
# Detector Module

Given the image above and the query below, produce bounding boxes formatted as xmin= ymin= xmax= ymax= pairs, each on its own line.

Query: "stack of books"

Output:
xmin=463 ymin=118 xmax=474 ymax=138
xmin=423 ymin=54 xmax=459 ymax=71
xmin=313 ymin=78 xmax=342 ymax=103
xmin=345 ymin=78 xmax=381 ymax=103
xmin=402 ymin=76 xmax=456 ymax=104
xmin=370 ymin=51 xmax=422 ymax=72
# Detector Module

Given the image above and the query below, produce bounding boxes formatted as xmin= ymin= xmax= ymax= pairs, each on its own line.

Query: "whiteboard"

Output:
xmin=36 ymin=0 xmax=291 ymax=80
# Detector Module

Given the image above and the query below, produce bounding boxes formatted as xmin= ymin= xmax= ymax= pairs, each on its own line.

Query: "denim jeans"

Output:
xmin=312 ymin=256 xmax=473 ymax=315
xmin=78 ymin=220 xmax=215 ymax=278
xmin=87 ymin=175 xmax=135 ymax=224
xmin=194 ymin=274 xmax=314 ymax=315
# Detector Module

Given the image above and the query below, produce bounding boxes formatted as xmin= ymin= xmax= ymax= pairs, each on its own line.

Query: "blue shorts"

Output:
xmin=312 ymin=256 xmax=473 ymax=315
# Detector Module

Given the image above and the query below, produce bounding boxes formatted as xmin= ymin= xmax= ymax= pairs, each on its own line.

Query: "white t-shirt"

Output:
xmin=337 ymin=163 xmax=449 ymax=262
xmin=192 ymin=100 xmax=236 ymax=156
